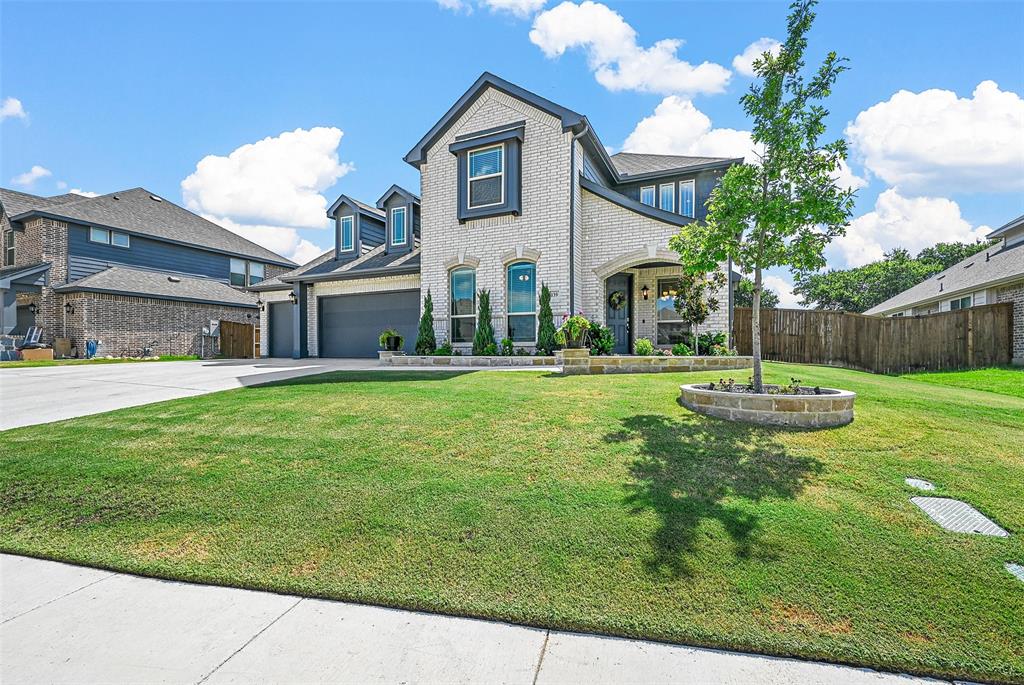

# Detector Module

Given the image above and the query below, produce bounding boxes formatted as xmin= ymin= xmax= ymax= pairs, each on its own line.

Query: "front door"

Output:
xmin=606 ymin=273 xmax=632 ymax=354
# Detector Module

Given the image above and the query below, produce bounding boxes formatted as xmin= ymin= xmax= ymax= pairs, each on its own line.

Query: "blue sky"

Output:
xmin=3 ymin=0 xmax=1022 ymax=303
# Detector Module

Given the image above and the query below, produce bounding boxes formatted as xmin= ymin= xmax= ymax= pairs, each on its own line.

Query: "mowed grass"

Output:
xmin=902 ymin=365 xmax=1024 ymax=399
xmin=1 ymin=363 xmax=1022 ymax=682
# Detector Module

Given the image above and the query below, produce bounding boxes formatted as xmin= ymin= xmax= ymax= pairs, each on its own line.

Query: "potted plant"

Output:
xmin=555 ymin=314 xmax=590 ymax=349
xmin=378 ymin=328 xmax=404 ymax=352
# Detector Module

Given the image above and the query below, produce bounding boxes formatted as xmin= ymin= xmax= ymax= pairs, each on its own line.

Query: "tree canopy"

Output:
xmin=735 ymin=278 xmax=781 ymax=309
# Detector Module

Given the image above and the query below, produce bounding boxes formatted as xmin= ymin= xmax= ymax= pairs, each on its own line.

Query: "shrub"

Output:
xmin=536 ymin=284 xmax=557 ymax=354
xmin=482 ymin=342 xmax=498 ymax=356
xmin=434 ymin=341 xmax=453 ymax=356
xmin=472 ymin=289 xmax=495 ymax=355
xmin=515 ymin=347 xmax=529 ymax=356
xmin=698 ymin=330 xmax=727 ymax=351
xmin=710 ymin=344 xmax=738 ymax=356
xmin=633 ymin=338 xmax=654 ymax=355
xmin=555 ymin=315 xmax=590 ymax=348
xmin=415 ymin=290 xmax=436 ymax=355
xmin=500 ymin=337 xmax=514 ymax=356
xmin=671 ymin=342 xmax=693 ymax=356
xmin=587 ymin=320 xmax=615 ymax=356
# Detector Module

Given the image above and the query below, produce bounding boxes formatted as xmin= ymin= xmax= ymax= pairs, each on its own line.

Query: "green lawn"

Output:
xmin=0 ymin=355 xmax=199 ymax=369
xmin=1 ymin=363 xmax=1021 ymax=682
xmin=902 ymin=365 xmax=1024 ymax=399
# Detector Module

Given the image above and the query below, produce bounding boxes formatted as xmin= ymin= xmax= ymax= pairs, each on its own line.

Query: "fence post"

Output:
xmin=967 ymin=308 xmax=974 ymax=368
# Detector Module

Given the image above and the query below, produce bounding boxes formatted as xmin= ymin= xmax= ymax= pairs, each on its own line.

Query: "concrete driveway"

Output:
xmin=0 ymin=554 xmax=940 ymax=684
xmin=0 ymin=358 xmax=380 ymax=430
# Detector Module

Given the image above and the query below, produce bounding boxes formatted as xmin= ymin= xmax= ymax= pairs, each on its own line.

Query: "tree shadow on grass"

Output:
xmin=606 ymin=413 xmax=822 ymax=579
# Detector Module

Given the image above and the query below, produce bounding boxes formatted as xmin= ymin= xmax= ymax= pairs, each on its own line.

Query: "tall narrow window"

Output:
xmin=656 ymin=278 xmax=689 ymax=345
xmin=506 ymin=262 xmax=536 ymax=343
xmin=4 ymin=231 xmax=14 ymax=266
xmin=450 ymin=268 xmax=476 ymax=343
xmin=230 ymin=258 xmax=247 ymax=287
xmin=468 ymin=145 xmax=504 ymax=208
xmin=659 ymin=183 xmax=675 ymax=212
xmin=391 ymin=207 xmax=407 ymax=244
xmin=340 ymin=216 xmax=354 ymax=252
xmin=679 ymin=180 xmax=695 ymax=218
xmin=249 ymin=262 xmax=265 ymax=285
xmin=639 ymin=186 xmax=655 ymax=206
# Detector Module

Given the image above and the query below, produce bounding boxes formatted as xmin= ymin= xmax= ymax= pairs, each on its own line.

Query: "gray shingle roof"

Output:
xmin=249 ymin=249 xmax=337 ymax=291
xmin=4 ymin=187 xmax=294 ymax=267
xmin=0 ymin=188 xmax=85 ymax=217
xmin=281 ymin=244 xmax=420 ymax=283
xmin=863 ymin=240 xmax=1024 ymax=315
xmin=609 ymin=153 xmax=738 ymax=178
xmin=55 ymin=265 xmax=257 ymax=308
xmin=988 ymin=214 xmax=1024 ymax=240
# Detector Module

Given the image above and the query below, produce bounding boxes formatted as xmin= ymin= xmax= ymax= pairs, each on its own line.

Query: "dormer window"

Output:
xmin=468 ymin=145 xmax=504 ymax=208
xmin=340 ymin=216 xmax=355 ymax=252
xmin=391 ymin=207 xmax=407 ymax=245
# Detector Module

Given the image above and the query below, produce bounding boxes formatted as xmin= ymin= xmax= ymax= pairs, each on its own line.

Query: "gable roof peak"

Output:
xmin=375 ymin=184 xmax=420 ymax=209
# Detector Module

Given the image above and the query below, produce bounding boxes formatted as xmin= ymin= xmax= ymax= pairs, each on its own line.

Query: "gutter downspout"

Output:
xmin=727 ymin=257 xmax=734 ymax=348
xmin=568 ymin=122 xmax=589 ymax=314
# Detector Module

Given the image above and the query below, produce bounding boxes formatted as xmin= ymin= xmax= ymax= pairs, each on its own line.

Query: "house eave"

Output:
xmin=580 ymin=177 xmax=695 ymax=228
xmin=282 ymin=264 xmax=420 ymax=284
xmin=52 ymin=284 xmax=257 ymax=309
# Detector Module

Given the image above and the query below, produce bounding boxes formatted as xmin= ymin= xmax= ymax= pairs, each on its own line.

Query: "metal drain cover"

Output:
xmin=911 ymin=497 xmax=1009 ymax=537
xmin=1007 ymin=563 xmax=1024 ymax=584
xmin=905 ymin=478 xmax=935 ymax=491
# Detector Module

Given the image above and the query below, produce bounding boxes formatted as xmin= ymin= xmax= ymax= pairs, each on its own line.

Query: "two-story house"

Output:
xmin=253 ymin=72 xmax=738 ymax=359
xmin=0 ymin=187 xmax=295 ymax=357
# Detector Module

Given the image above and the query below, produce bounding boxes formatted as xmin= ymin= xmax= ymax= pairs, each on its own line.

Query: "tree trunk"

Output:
xmin=751 ymin=267 xmax=763 ymax=392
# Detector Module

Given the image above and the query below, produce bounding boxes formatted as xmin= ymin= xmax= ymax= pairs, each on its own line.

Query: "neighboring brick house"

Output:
xmin=254 ymin=72 xmax=737 ymax=358
xmin=0 ymin=187 xmax=294 ymax=358
xmin=864 ymin=214 xmax=1024 ymax=365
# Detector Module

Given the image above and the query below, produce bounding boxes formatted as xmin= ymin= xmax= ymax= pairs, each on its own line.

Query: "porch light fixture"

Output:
xmin=641 ymin=285 xmax=650 ymax=300
xmin=64 ymin=302 xmax=75 ymax=315
xmin=28 ymin=303 xmax=37 ymax=314
xmin=288 ymin=291 xmax=298 ymax=305
xmin=256 ymin=297 xmax=265 ymax=311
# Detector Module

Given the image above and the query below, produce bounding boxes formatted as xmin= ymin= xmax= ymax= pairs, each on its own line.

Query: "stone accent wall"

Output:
xmin=680 ymin=383 xmax=855 ymax=428
xmin=419 ymin=86 xmax=574 ymax=349
xmin=384 ymin=353 xmax=556 ymax=367
xmin=68 ymin=292 xmax=254 ymax=358
xmin=305 ymin=274 xmax=421 ymax=357
xmin=995 ymin=280 xmax=1024 ymax=364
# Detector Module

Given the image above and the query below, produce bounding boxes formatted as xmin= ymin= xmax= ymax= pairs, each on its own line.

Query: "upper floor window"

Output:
xmin=340 ymin=216 xmax=354 ymax=252
xmin=506 ymin=262 xmax=536 ymax=343
xmin=230 ymin=258 xmax=265 ymax=287
xmin=640 ymin=186 xmax=655 ymax=206
xmin=450 ymin=267 xmax=476 ymax=344
xmin=391 ymin=207 xmax=407 ymax=245
xmin=468 ymin=145 xmax=504 ymax=209
xmin=249 ymin=262 xmax=265 ymax=285
xmin=230 ymin=258 xmax=247 ymax=287
xmin=950 ymin=295 xmax=972 ymax=310
xmin=659 ymin=183 xmax=675 ymax=212
xmin=4 ymin=231 xmax=13 ymax=266
xmin=679 ymin=180 xmax=695 ymax=218
xmin=89 ymin=227 xmax=129 ymax=248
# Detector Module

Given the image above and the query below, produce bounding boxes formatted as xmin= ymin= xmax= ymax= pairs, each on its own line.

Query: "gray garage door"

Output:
xmin=319 ymin=290 xmax=420 ymax=358
xmin=268 ymin=301 xmax=294 ymax=358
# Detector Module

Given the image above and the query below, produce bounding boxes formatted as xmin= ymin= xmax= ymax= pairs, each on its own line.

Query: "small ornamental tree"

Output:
xmin=472 ymin=288 xmax=495 ymax=355
xmin=415 ymin=290 xmax=436 ymax=355
xmin=536 ymin=283 xmax=557 ymax=354
xmin=735 ymin=277 xmax=780 ymax=309
xmin=672 ymin=270 xmax=727 ymax=355
xmin=669 ymin=0 xmax=855 ymax=391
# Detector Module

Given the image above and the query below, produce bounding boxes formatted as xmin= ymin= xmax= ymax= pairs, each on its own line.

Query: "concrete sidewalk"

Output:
xmin=1 ymin=554 xmax=941 ymax=684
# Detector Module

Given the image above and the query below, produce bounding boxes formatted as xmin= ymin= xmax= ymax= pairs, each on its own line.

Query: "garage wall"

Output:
xmin=257 ymin=289 xmax=292 ymax=357
xmin=305 ymin=273 xmax=421 ymax=357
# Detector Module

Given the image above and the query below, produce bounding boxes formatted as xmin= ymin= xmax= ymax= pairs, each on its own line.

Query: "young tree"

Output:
xmin=415 ymin=289 xmax=436 ymax=354
xmin=669 ymin=0 xmax=855 ymax=391
xmin=472 ymin=289 xmax=495 ymax=355
xmin=734 ymin=277 xmax=781 ymax=309
xmin=672 ymin=270 xmax=727 ymax=355
xmin=536 ymin=283 xmax=557 ymax=354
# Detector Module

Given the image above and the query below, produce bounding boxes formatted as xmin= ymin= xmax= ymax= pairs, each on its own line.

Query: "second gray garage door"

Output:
xmin=319 ymin=290 xmax=420 ymax=358
xmin=268 ymin=301 xmax=294 ymax=358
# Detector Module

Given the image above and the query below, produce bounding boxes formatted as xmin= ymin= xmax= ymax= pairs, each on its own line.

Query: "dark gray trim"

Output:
xmin=615 ymin=158 xmax=743 ymax=183
xmin=454 ymin=120 xmax=527 ymax=143
xmin=568 ymin=135 xmax=580 ymax=313
xmin=455 ymin=138 xmax=522 ymax=223
xmin=0 ymin=261 xmax=50 ymax=289
xmin=52 ymin=285 xmax=257 ymax=309
xmin=375 ymin=184 xmax=421 ymax=209
xmin=404 ymin=72 xmax=585 ymax=168
xmin=10 ymin=210 xmax=295 ymax=269
xmin=580 ymin=177 xmax=694 ymax=227
xmin=247 ymin=281 xmax=293 ymax=292
xmin=449 ymin=125 xmax=524 ymax=155
xmin=988 ymin=214 xmax=1024 ymax=239
xmin=281 ymin=263 xmax=420 ymax=284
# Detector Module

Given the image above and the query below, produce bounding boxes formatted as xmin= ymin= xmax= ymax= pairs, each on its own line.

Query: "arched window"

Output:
xmin=506 ymin=262 xmax=536 ymax=343
xmin=450 ymin=267 xmax=476 ymax=343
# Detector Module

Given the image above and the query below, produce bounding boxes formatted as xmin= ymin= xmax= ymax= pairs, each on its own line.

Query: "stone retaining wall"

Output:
xmin=679 ymin=383 xmax=855 ymax=427
xmin=379 ymin=349 xmax=752 ymax=374
xmin=382 ymin=352 xmax=556 ymax=367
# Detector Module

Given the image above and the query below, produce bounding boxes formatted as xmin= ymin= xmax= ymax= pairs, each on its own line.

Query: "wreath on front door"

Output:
xmin=608 ymin=290 xmax=627 ymax=311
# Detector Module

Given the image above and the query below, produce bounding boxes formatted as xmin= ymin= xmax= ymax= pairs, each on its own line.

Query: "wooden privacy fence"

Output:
xmin=219 ymin=320 xmax=255 ymax=359
xmin=732 ymin=304 xmax=1013 ymax=374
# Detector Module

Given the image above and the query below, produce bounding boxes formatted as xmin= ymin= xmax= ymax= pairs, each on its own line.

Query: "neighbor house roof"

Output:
xmin=280 ymin=243 xmax=420 ymax=284
xmin=55 ymin=265 xmax=257 ymax=308
xmin=609 ymin=152 xmax=742 ymax=180
xmin=5 ymin=187 xmax=295 ymax=267
xmin=248 ymin=250 xmax=337 ymax=291
xmin=863 ymin=240 xmax=1024 ymax=315
xmin=0 ymin=188 xmax=84 ymax=218
xmin=988 ymin=214 xmax=1024 ymax=240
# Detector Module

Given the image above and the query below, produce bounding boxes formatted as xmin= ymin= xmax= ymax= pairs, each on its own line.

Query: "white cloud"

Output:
xmin=832 ymin=159 xmax=868 ymax=192
xmin=732 ymin=38 xmax=781 ymax=78
xmin=0 ymin=97 xmax=27 ymax=122
xmin=846 ymin=80 xmax=1024 ymax=193
xmin=437 ymin=0 xmax=472 ymax=13
xmin=763 ymin=274 xmax=803 ymax=309
xmin=181 ymin=126 xmax=353 ymax=230
xmin=481 ymin=0 xmax=546 ymax=16
xmin=69 ymin=188 xmax=99 ymax=198
xmin=832 ymin=189 xmax=991 ymax=268
xmin=204 ymin=214 xmax=326 ymax=265
xmin=529 ymin=1 xmax=731 ymax=96
xmin=11 ymin=165 xmax=51 ymax=188
xmin=622 ymin=96 xmax=758 ymax=160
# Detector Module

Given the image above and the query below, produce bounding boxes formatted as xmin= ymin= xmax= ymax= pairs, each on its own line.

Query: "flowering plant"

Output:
xmin=555 ymin=314 xmax=590 ymax=348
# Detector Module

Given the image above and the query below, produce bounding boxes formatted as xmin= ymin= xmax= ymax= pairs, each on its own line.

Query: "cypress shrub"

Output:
xmin=536 ymin=283 xmax=557 ymax=354
xmin=472 ymin=289 xmax=495 ymax=355
xmin=415 ymin=290 xmax=437 ymax=355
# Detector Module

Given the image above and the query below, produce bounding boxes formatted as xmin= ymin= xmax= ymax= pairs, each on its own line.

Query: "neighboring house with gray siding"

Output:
xmin=0 ymin=187 xmax=294 ymax=358
xmin=864 ymin=214 xmax=1024 ymax=365
xmin=256 ymin=72 xmax=738 ymax=359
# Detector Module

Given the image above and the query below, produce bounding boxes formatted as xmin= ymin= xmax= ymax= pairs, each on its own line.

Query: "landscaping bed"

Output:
xmin=0 ymin=363 xmax=1021 ymax=682
xmin=680 ymin=382 xmax=855 ymax=427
